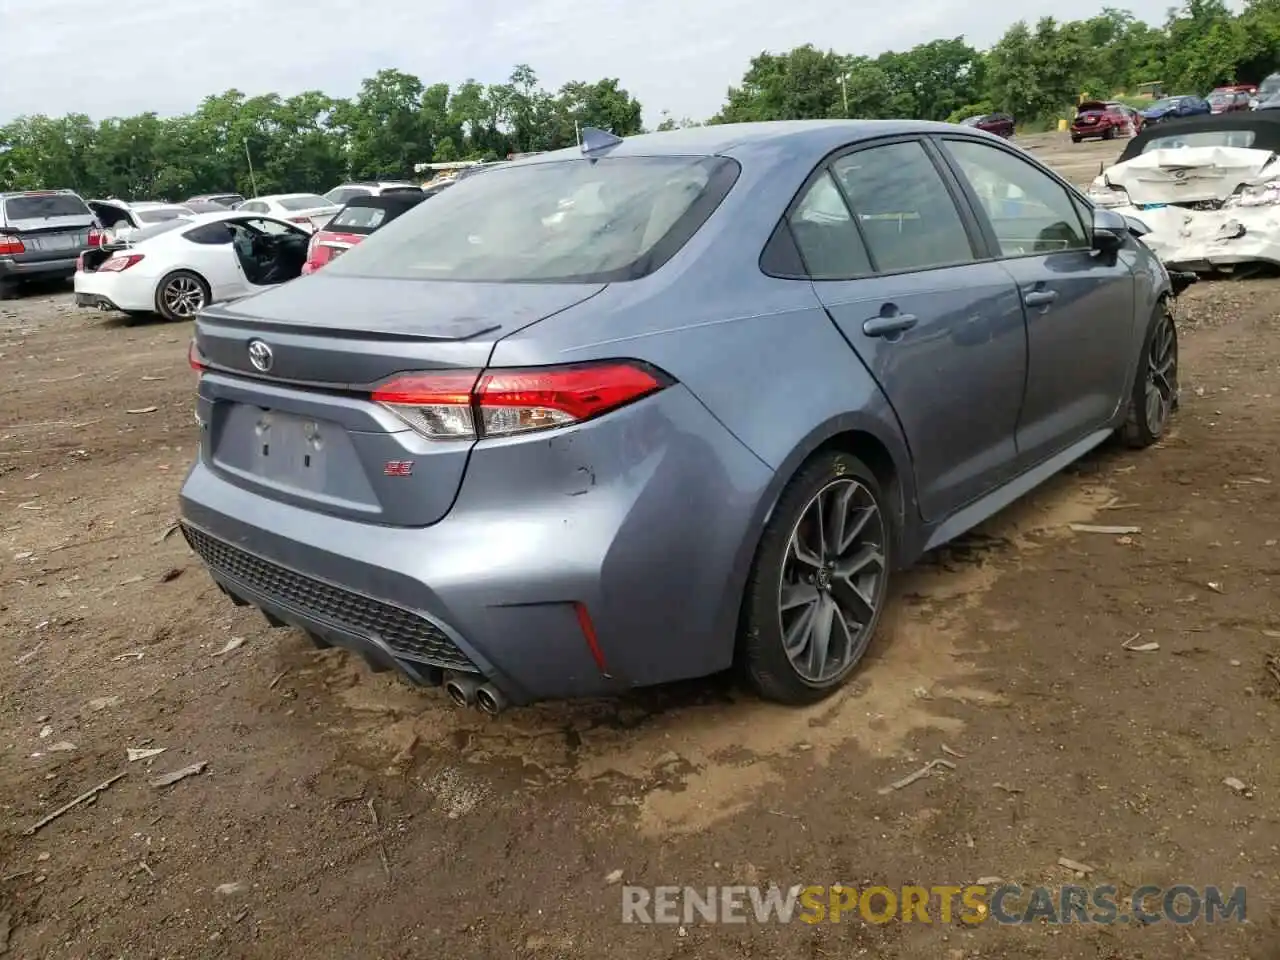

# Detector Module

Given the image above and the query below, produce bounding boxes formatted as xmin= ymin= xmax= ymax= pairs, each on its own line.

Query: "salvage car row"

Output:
xmin=1086 ymin=110 xmax=1280 ymax=273
xmin=0 ymin=179 xmax=441 ymax=307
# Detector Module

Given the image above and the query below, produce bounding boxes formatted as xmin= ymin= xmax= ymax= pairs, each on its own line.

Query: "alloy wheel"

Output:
xmin=778 ymin=477 xmax=887 ymax=684
xmin=163 ymin=276 xmax=205 ymax=318
xmin=1145 ymin=311 xmax=1178 ymax=434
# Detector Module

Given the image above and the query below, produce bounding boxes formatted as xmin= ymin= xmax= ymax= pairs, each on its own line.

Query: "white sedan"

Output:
xmin=73 ymin=210 xmax=312 ymax=321
xmin=235 ymin=193 xmax=340 ymax=232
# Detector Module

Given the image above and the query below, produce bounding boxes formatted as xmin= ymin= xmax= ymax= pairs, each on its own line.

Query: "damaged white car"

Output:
xmin=1086 ymin=113 xmax=1280 ymax=273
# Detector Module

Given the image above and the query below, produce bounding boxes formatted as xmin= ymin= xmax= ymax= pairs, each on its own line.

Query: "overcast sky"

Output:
xmin=2 ymin=0 xmax=1219 ymax=127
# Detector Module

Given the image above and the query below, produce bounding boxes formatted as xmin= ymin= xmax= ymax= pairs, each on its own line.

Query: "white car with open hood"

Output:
xmin=73 ymin=210 xmax=311 ymax=322
xmin=1086 ymin=112 xmax=1280 ymax=272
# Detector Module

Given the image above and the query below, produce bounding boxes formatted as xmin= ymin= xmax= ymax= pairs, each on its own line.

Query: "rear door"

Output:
xmin=796 ymin=137 xmax=1028 ymax=522
xmin=938 ymin=136 xmax=1136 ymax=466
xmin=2 ymin=193 xmax=96 ymax=265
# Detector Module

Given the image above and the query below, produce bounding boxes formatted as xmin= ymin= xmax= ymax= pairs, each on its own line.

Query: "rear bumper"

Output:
xmin=73 ymin=270 xmax=156 ymax=312
xmin=75 ymin=292 xmax=124 ymax=311
xmin=178 ymin=385 xmax=775 ymax=705
xmin=0 ymin=256 xmax=79 ymax=281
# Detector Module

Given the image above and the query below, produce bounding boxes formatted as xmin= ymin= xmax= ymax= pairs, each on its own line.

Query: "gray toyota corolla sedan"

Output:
xmin=180 ymin=120 xmax=1178 ymax=714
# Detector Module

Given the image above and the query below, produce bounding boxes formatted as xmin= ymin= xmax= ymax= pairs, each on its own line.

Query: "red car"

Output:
xmin=960 ymin=112 xmax=1015 ymax=138
xmin=301 ymin=191 xmax=425 ymax=275
xmin=1070 ymin=101 xmax=1143 ymax=143
xmin=1207 ymin=89 xmax=1252 ymax=114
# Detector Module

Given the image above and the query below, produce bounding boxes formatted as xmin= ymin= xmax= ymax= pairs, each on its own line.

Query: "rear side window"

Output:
xmin=786 ymin=171 xmax=872 ymax=279
xmin=4 ymin=194 xmax=91 ymax=221
xmin=184 ymin=222 xmax=234 ymax=244
xmin=324 ymin=156 xmax=740 ymax=283
xmin=831 ymin=142 xmax=975 ymax=273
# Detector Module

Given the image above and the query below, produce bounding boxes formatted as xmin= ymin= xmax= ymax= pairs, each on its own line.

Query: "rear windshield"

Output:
xmin=130 ymin=221 xmax=188 ymax=242
xmin=323 ymin=156 xmax=740 ymax=283
xmin=324 ymin=188 xmax=368 ymax=205
xmin=4 ymin=194 xmax=91 ymax=220
xmin=136 ymin=208 xmax=190 ymax=224
xmin=1141 ymin=130 xmax=1258 ymax=152
xmin=331 ymin=206 xmax=388 ymax=230
xmin=1260 ymin=76 xmax=1280 ymax=96
xmin=279 ymin=195 xmax=331 ymax=211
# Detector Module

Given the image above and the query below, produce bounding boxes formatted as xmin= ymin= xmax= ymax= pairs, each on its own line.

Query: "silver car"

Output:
xmin=179 ymin=121 xmax=1177 ymax=714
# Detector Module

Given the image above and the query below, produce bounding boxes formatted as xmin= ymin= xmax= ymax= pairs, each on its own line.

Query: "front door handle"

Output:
xmin=1024 ymin=289 xmax=1058 ymax=307
xmin=863 ymin=312 xmax=919 ymax=338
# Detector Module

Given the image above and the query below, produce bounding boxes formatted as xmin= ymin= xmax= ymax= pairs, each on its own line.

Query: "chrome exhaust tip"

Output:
xmin=475 ymin=683 xmax=508 ymax=716
xmin=444 ymin=674 xmax=480 ymax=708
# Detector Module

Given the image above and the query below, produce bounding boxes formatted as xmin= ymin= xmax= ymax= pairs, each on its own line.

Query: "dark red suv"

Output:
xmin=1070 ymin=101 xmax=1142 ymax=143
xmin=960 ymin=113 xmax=1015 ymax=138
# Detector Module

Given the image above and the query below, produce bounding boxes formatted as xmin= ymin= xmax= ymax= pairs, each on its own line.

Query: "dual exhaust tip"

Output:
xmin=444 ymin=674 xmax=508 ymax=715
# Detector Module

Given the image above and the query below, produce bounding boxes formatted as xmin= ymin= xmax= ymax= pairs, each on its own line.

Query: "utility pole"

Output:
xmin=840 ymin=76 xmax=849 ymax=116
xmin=243 ymin=138 xmax=258 ymax=197
xmin=575 ymin=120 xmax=581 ymax=146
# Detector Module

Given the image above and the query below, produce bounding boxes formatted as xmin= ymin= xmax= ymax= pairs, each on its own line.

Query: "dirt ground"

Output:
xmin=2 ymin=134 xmax=1280 ymax=959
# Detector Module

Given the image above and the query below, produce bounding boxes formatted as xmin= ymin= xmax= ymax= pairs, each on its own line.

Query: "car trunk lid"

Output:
xmin=3 ymin=194 xmax=96 ymax=263
xmin=1103 ymin=146 xmax=1279 ymax=206
xmin=193 ymin=274 xmax=606 ymax=527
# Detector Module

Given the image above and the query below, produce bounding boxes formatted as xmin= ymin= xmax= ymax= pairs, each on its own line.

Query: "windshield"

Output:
xmin=1209 ymin=93 xmax=1232 ymax=104
xmin=323 ymin=156 xmax=739 ymax=283
xmin=1141 ymin=130 xmax=1258 ymax=152
xmin=1148 ymin=98 xmax=1184 ymax=110
xmin=1260 ymin=75 xmax=1280 ymax=96
xmin=4 ymin=193 xmax=91 ymax=220
xmin=279 ymin=195 xmax=331 ymax=211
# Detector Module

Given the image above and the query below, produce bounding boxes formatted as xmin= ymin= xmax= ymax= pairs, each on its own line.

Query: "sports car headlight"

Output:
xmin=1223 ymin=180 xmax=1280 ymax=208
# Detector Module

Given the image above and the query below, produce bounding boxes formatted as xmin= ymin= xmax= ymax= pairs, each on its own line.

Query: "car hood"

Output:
xmin=1098 ymin=147 xmax=1280 ymax=205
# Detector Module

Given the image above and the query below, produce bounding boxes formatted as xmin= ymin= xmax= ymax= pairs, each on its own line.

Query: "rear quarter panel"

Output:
xmin=488 ymin=145 xmax=920 ymax=651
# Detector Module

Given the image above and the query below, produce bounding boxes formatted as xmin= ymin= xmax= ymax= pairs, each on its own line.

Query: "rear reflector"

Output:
xmin=188 ymin=338 xmax=205 ymax=371
xmin=371 ymin=361 xmax=671 ymax=440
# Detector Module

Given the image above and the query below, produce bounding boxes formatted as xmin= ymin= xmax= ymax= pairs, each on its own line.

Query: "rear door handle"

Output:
xmin=1024 ymin=289 xmax=1058 ymax=307
xmin=862 ymin=313 xmax=919 ymax=338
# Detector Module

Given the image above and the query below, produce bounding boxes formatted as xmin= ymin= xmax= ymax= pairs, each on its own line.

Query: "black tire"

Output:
xmin=1071 ymin=136 xmax=1082 ymax=144
xmin=154 ymin=270 xmax=210 ymax=322
xmin=1122 ymin=301 xmax=1179 ymax=449
xmin=740 ymin=451 xmax=893 ymax=705
xmin=1103 ymin=126 xmax=1117 ymax=140
xmin=0 ymin=280 xmax=18 ymax=301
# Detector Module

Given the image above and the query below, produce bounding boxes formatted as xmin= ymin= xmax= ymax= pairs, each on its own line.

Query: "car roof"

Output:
xmin=248 ymin=193 xmax=326 ymax=202
xmin=498 ymin=119 xmax=1005 ymax=170
xmin=1118 ymin=109 xmax=1280 ymax=162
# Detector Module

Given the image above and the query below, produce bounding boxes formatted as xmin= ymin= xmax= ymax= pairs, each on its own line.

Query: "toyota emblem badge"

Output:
xmin=248 ymin=339 xmax=273 ymax=372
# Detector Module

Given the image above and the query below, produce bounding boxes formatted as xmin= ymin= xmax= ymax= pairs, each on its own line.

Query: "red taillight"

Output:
xmin=87 ymin=228 xmax=104 ymax=247
xmin=99 ymin=254 xmax=144 ymax=272
xmin=188 ymin=338 xmax=205 ymax=371
xmin=370 ymin=361 xmax=670 ymax=440
xmin=0 ymin=235 xmax=25 ymax=255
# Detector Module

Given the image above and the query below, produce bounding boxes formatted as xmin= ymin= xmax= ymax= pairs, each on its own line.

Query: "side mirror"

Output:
xmin=1091 ymin=207 xmax=1128 ymax=254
